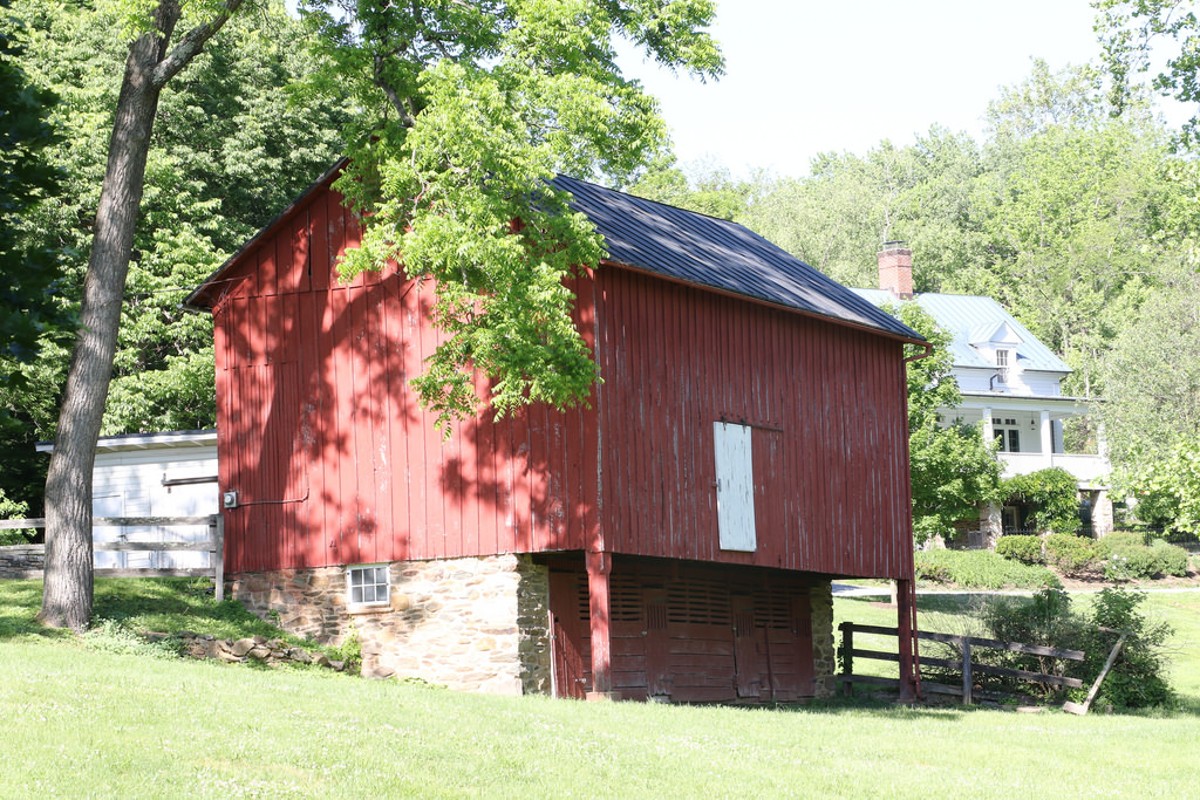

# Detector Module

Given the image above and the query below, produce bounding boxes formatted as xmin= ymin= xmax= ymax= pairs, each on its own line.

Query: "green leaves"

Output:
xmin=1096 ymin=0 xmax=1200 ymax=148
xmin=1 ymin=0 xmax=346 ymax=447
xmin=315 ymin=0 xmax=721 ymax=427
xmin=1001 ymin=468 xmax=1082 ymax=534
xmin=884 ymin=301 xmax=1002 ymax=542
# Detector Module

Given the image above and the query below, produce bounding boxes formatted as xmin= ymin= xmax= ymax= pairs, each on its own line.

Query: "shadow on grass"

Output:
xmin=0 ymin=577 xmax=311 ymax=645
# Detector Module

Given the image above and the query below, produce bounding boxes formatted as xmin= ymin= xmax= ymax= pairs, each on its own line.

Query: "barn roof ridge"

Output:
xmin=550 ymin=174 xmax=923 ymax=343
xmin=186 ymin=162 xmax=923 ymax=344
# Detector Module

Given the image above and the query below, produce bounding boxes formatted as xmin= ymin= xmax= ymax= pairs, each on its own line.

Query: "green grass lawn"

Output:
xmin=2 ymin=579 xmax=1198 ymax=798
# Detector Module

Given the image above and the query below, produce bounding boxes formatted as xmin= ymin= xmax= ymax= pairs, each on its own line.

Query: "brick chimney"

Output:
xmin=878 ymin=241 xmax=914 ymax=299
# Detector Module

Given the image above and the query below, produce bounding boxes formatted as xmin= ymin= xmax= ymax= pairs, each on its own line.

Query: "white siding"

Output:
xmin=92 ymin=446 xmax=218 ymax=569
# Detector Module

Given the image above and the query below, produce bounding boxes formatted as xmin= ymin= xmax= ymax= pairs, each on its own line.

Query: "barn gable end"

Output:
xmin=190 ymin=167 xmax=922 ymax=701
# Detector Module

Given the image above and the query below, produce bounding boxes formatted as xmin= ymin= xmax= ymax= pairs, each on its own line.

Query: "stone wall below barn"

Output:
xmin=230 ymin=554 xmax=551 ymax=696
xmin=809 ymin=581 xmax=835 ymax=698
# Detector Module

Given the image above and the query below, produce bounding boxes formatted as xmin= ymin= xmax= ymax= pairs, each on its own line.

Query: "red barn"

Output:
xmin=187 ymin=164 xmax=925 ymax=701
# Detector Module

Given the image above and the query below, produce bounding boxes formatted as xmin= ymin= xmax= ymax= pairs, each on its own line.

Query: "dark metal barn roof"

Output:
xmin=553 ymin=175 xmax=923 ymax=342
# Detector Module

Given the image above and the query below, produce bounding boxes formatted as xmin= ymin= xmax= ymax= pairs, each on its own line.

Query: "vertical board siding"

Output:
xmin=213 ymin=189 xmax=599 ymax=573
xmin=595 ymin=268 xmax=912 ymax=579
xmin=551 ymin=556 xmax=817 ymax=702
xmin=211 ymin=180 xmax=911 ymax=579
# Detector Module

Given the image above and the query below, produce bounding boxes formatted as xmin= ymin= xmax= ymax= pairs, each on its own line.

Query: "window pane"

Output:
xmin=348 ymin=565 xmax=389 ymax=604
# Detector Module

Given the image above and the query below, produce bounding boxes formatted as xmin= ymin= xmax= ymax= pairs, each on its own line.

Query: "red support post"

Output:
xmin=586 ymin=549 xmax=614 ymax=700
xmin=896 ymin=578 xmax=917 ymax=702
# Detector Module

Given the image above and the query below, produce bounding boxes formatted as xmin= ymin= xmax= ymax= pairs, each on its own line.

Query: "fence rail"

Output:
xmin=0 ymin=515 xmax=224 ymax=600
xmin=839 ymin=621 xmax=1085 ymax=704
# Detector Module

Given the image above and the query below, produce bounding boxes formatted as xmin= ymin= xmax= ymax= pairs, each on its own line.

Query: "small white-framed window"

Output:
xmin=347 ymin=564 xmax=390 ymax=606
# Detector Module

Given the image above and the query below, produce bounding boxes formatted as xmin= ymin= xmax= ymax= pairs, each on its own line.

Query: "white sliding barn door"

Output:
xmin=714 ymin=421 xmax=756 ymax=551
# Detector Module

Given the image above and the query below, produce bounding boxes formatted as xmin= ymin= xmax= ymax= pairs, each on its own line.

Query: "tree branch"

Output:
xmin=373 ymin=53 xmax=417 ymax=127
xmin=152 ymin=0 xmax=247 ymax=88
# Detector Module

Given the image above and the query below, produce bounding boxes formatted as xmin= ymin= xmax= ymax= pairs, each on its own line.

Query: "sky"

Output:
xmin=617 ymin=0 xmax=1139 ymax=178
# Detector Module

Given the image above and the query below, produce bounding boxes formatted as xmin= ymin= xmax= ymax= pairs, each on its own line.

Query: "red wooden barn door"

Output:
xmin=733 ymin=594 xmax=766 ymax=699
xmin=549 ymin=572 xmax=588 ymax=699
xmin=644 ymin=587 xmax=670 ymax=698
xmin=757 ymin=586 xmax=815 ymax=700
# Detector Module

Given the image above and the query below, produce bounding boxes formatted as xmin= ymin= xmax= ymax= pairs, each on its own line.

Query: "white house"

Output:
xmin=36 ymin=430 xmax=218 ymax=568
xmin=853 ymin=242 xmax=1113 ymax=543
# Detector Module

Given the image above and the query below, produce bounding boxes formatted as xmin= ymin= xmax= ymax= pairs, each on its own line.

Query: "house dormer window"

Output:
xmin=995 ymin=349 xmax=1010 ymax=384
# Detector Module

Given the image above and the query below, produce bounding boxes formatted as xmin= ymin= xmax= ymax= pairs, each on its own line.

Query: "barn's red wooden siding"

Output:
xmin=592 ymin=268 xmax=914 ymax=579
xmin=549 ymin=555 xmax=817 ymax=703
xmin=212 ymin=186 xmax=601 ymax=573
xmin=207 ymin=182 xmax=912 ymax=580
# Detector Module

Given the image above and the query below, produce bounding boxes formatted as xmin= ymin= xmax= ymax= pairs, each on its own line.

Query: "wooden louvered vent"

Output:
xmin=610 ymin=574 xmax=645 ymax=623
xmin=668 ymin=577 xmax=731 ymax=626
xmin=754 ymin=588 xmax=796 ymax=630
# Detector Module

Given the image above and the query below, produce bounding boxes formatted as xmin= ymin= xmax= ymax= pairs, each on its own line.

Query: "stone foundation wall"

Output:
xmin=808 ymin=581 xmax=835 ymax=698
xmin=231 ymin=554 xmax=550 ymax=695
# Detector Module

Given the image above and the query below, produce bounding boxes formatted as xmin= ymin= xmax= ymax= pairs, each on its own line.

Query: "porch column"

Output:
xmin=1040 ymin=410 xmax=1052 ymax=468
xmin=897 ymin=578 xmax=917 ymax=702
xmin=585 ymin=549 xmax=614 ymax=700
xmin=981 ymin=407 xmax=993 ymax=444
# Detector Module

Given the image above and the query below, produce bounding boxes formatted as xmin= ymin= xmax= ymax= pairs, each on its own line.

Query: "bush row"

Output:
xmin=914 ymin=549 xmax=1061 ymax=590
xmin=993 ymin=531 xmax=1190 ymax=580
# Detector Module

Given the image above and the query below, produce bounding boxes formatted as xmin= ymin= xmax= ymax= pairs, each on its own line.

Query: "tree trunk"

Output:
xmin=38 ymin=16 xmax=171 ymax=631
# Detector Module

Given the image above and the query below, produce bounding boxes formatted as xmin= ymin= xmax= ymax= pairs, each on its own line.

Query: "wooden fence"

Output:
xmin=0 ymin=515 xmax=225 ymax=601
xmin=839 ymin=620 xmax=1085 ymax=704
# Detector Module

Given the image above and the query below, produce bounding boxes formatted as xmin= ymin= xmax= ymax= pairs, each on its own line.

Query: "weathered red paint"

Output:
xmin=585 ymin=549 xmax=613 ymax=698
xmin=194 ymin=174 xmax=918 ymax=700
xmin=546 ymin=554 xmax=817 ymax=702
xmin=196 ymin=177 xmax=914 ymax=577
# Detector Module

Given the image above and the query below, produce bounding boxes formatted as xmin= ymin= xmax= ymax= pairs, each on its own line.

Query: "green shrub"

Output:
xmin=1097 ymin=531 xmax=1148 ymax=555
xmin=914 ymin=549 xmax=1060 ymax=590
xmin=1100 ymin=536 xmax=1189 ymax=580
xmin=1043 ymin=533 xmax=1099 ymax=575
xmin=1084 ymin=588 xmax=1175 ymax=710
xmin=977 ymin=587 xmax=1175 ymax=709
xmin=1149 ymin=540 xmax=1189 ymax=577
xmin=982 ymin=587 xmax=1078 ymax=675
xmin=995 ymin=534 xmax=1044 ymax=565
xmin=1001 ymin=468 xmax=1081 ymax=533
xmin=0 ymin=489 xmax=34 ymax=545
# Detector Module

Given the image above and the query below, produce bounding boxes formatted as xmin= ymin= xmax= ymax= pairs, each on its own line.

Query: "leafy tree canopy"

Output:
xmin=627 ymin=154 xmax=759 ymax=220
xmin=0 ymin=0 xmax=347 ymax=512
xmin=1096 ymin=0 xmax=1200 ymax=147
xmin=300 ymin=0 xmax=722 ymax=428
xmin=0 ymin=4 xmax=67 ymax=381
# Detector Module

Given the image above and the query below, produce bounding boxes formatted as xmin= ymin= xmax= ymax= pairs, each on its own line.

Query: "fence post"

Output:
xmin=211 ymin=514 xmax=225 ymax=602
xmin=961 ymin=637 xmax=973 ymax=705
xmin=839 ymin=621 xmax=854 ymax=696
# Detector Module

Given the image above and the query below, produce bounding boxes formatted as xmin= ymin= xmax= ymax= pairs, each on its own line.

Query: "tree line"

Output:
xmin=633 ymin=59 xmax=1200 ymax=540
xmin=2 ymin=0 xmax=1198 ymax=627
